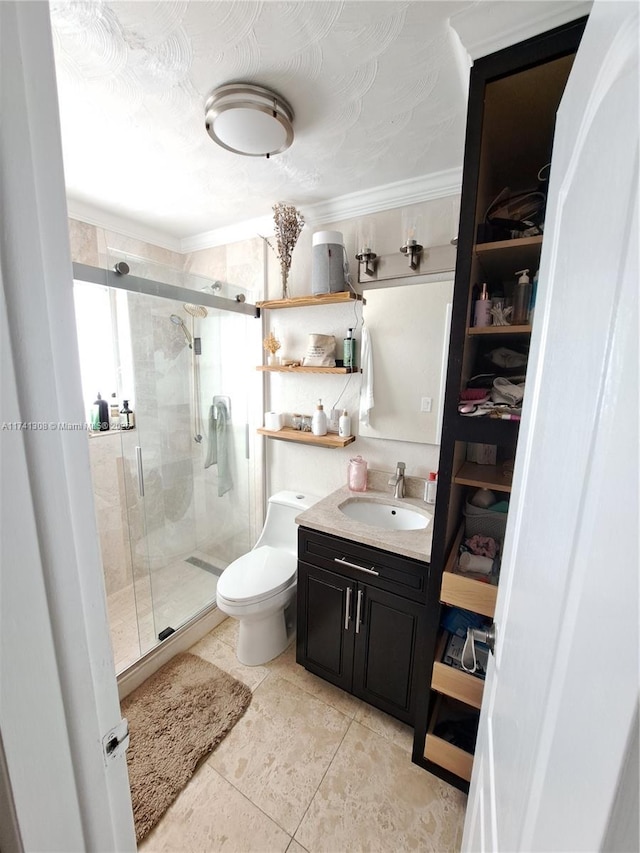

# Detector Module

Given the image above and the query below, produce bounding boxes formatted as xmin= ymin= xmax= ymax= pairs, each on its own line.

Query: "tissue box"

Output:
xmin=264 ymin=412 xmax=283 ymax=431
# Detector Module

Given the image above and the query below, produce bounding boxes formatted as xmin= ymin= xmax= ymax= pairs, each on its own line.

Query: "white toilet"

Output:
xmin=216 ymin=491 xmax=319 ymax=666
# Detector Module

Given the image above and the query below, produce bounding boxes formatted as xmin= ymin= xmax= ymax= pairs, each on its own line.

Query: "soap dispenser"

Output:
xmin=513 ymin=269 xmax=532 ymax=325
xmin=338 ymin=409 xmax=351 ymax=438
xmin=311 ymin=399 xmax=328 ymax=436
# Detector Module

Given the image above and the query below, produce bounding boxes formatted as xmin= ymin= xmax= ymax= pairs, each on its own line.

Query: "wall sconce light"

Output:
xmin=399 ymin=238 xmax=423 ymax=270
xmin=355 ymin=247 xmax=378 ymax=276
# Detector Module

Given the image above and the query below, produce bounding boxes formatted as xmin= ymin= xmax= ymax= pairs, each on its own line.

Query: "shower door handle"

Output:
xmin=135 ymin=446 xmax=145 ymax=497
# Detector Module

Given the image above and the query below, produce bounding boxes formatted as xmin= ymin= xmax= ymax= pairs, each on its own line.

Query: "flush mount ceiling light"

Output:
xmin=204 ymin=83 xmax=294 ymax=158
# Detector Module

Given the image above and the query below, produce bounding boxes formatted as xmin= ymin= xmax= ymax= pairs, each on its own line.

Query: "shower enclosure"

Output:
xmin=73 ymin=258 xmax=261 ymax=672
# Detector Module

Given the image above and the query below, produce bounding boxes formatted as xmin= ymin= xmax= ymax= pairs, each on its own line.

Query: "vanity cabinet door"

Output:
xmin=352 ymin=584 xmax=422 ymax=725
xmin=296 ymin=561 xmax=355 ymax=693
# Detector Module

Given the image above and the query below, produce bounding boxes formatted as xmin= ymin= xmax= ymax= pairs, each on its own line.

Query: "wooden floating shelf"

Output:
xmin=257 ymin=427 xmax=355 ymax=448
xmin=257 ymin=292 xmax=362 ymax=310
xmin=474 ymin=235 xmax=543 ymax=254
xmin=440 ymin=526 xmax=497 ymax=619
xmin=467 ymin=324 xmax=531 ymax=335
xmin=454 ymin=461 xmax=512 ymax=492
xmin=256 ymin=365 xmax=358 ymax=375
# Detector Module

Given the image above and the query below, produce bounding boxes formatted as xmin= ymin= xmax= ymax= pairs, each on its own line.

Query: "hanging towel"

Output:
xmin=359 ymin=323 xmax=375 ymax=426
xmin=205 ymin=401 xmax=233 ymax=497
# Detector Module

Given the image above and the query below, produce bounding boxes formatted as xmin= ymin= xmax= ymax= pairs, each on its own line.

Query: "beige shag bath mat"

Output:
xmin=121 ymin=652 xmax=252 ymax=842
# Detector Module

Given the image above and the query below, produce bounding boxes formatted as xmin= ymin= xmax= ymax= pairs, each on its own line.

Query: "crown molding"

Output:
xmin=69 ymin=167 xmax=463 ymax=256
xmin=180 ymin=167 xmax=462 ymax=252
xmin=450 ymin=0 xmax=592 ymax=61
xmin=302 ymin=166 xmax=463 ymax=226
xmin=67 ymin=199 xmax=182 ymax=254
xmin=179 ymin=214 xmax=275 ymax=253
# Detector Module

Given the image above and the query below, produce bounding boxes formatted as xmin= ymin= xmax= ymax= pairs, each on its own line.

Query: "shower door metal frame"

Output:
xmin=72 ymin=262 xmax=261 ymax=319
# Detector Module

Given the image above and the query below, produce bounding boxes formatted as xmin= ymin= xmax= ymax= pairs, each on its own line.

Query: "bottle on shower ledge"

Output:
xmin=119 ymin=400 xmax=135 ymax=430
xmin=311 ymin=399 xmax=328 ymax=436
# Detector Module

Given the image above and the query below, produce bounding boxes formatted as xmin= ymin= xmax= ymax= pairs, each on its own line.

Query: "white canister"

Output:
xmin=311 ymin=230 xmax=347 ymax=295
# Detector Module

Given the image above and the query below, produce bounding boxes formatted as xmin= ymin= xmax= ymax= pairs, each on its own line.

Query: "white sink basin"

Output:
xmin=339 ymin=499 xmax=430 ymax=531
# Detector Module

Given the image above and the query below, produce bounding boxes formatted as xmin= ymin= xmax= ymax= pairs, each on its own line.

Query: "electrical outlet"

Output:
xmin=420 ymin=397 xmax=432 ymax=413
xmin=328 ymin=408 xmax=340 ymax=433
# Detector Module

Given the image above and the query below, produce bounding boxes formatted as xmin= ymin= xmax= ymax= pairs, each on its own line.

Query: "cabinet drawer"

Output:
xmin=299 ymin=527 xmax=428 ymax=602
xmin=440 ymin=525 xmax=497 ymax=618
xmin=424 ymin=695 xmax=476 ymax=782
xmin=431 ymin=630 xmax=484 ymax=709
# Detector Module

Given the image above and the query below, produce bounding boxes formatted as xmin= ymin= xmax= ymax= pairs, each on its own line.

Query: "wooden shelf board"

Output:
xmin=424 ymin=695 xmax=474 ymax=782
xmin=454 ymin=461 xmax=513 ymax=493
xmin=468 ymin=324 xmax=531 ymax=336
xmin=257 ymin=426 xmax=355 ymax=448
xmin=257 ymin=292 xmax=362 ymax=310
xmin=440 ymin=525 xmax=498 ymax=618
xmin=432 ymin=662 xmax=484 ymax=710
xmin=474 ymin=235 xmax=543 ymax=279
xmin=256 ymin=365 xmax=358 ymax=374
xmin=474 ymin=235 xmax=543 ymax=254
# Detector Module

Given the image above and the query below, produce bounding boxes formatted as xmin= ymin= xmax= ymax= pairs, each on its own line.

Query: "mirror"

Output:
xmin=359 ymin=278 xmax=453 ymax=445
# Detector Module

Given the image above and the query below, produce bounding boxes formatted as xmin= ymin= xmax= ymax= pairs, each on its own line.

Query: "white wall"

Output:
xmin=263 ymin=195 xmax=459 ymax=499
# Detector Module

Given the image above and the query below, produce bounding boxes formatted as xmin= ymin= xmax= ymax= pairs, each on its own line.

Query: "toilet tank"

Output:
xmin=255 ymin=491 xmax=321 ymax=554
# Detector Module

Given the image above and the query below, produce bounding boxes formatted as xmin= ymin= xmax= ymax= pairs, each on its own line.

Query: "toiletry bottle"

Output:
xmin=513 ymin=269 xmax=532 ymax=325
xmin=473 ymin=283 xmax=491 ymax=327
xmin=119 ymin=399 xmax=135 ymax=430
xmin=343 ymin=328 xmax=356 ymax=370
xmin=311 ymin=399 xmax=328 ymax=436
xmin=109 ymin=393 xmax=119 ymax=427
xmin=92 ymin=393 xmax=109 ymax=431
xmin=529 ymin=268 xmax=539 ymax=322
xmin=338 ymin=409 xmax=351 ymax=438
xmin=348 ymin=455 xmax=368 ymax=491
xmin=425 ymin=471 xmax=438 ymax=504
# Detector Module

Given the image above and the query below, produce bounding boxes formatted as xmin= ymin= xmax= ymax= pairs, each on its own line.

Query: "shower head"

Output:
xmin=184 ymin=303 xmax=208 ymax=318
xmin=170 ymin=313 xmax=193 ymax=348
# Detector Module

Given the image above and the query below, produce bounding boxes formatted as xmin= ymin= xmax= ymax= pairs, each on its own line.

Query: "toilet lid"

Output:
xmin=217 ymin=546 xmax=297 ymax=605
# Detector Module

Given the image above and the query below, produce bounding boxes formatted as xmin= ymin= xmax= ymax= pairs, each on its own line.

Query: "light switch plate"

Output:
xmin=328 ymin=408 xmax=340 ymax=433
xmin=421 ymin=397 xmax=433 ymax=413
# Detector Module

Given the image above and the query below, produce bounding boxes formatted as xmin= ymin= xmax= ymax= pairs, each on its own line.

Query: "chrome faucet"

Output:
xmin=388 ymin=462 xmax=406 ymax=499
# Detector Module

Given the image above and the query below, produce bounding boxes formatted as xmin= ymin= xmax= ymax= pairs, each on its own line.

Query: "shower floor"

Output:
xmin=105 ymin=549 xmax=226 ymax=673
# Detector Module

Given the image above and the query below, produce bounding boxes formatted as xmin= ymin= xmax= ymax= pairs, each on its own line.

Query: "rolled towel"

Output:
xmin=459 ymin=552 xmax=493 ymax=575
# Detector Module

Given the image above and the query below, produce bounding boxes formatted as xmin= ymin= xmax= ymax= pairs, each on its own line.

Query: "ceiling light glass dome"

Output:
xmin=204 ymin=83 xmax=294 ymax=158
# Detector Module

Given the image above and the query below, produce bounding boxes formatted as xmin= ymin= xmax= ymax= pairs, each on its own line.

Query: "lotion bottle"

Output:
xmin=513 ymin=269 xmax=532 ymax=325
xmin=343 ymin=328 xmax=355 ymax=370
xmin=311 ymin=399 xmax=328 ymax=436
xmin=473 ymin=283 xmax=491 ymax=327
xmin=338 ymin=409 xmax=351 ymax=438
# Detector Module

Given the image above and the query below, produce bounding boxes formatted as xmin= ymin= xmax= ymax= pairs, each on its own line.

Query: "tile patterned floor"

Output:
xmin=138 ymin=619 xmax=467 ymax=853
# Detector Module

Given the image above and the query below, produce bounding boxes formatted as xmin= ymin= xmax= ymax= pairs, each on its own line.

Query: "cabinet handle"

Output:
xmin=355 ymin=589 xmax=363 ymax=634
xmin=334 ymin=557 xmax=379 ymax=576
xmin=344 ymin=586 xmax=352 ymax=631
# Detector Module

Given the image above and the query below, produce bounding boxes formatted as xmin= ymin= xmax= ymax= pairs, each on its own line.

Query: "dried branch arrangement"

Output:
xmin=264 ymin=202 xmax=305 ymax=299
xmin=263 ymin=331 xmax=281 ymax=356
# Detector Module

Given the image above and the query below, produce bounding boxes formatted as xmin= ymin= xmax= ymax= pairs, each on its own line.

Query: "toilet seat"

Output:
xmin=217 ymin=546 xmax=297 ymax=606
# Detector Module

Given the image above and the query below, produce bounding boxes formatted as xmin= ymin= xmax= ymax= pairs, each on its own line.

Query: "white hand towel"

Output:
xmin=359 ymin=323 xmax=374 ymax=426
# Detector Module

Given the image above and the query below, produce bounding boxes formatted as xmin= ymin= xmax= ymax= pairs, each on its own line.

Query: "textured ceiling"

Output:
xmin=50 ymin=1 xmax=475 ymax=240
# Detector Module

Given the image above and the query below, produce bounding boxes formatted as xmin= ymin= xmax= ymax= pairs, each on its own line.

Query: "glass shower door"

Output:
xmin=124 ymin=289 xmax=255 ymax=644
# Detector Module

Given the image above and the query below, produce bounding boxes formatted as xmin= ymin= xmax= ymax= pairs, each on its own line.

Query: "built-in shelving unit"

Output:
xmin=257 ymin=426 xmax=355 ymax=448
xmin=257 ymin=292 xmax=362 ymax=310
xmin=256 ymin=365 xmax=357 ymax=374
xmin=412 ymin=20 xmax=586 ymax=792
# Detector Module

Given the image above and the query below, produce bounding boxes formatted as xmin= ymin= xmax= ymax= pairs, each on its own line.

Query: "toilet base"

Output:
xmin=236 ymin=609 xmax=292 ymax=666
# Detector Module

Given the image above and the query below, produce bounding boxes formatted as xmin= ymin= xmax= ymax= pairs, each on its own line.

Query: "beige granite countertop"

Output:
xmin=295 ymin=470 xmax=433 ymax=563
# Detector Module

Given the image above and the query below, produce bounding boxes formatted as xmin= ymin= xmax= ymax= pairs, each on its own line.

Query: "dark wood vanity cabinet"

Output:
xmin=296 ymin=527 xmax=428 ymax=725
